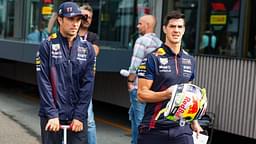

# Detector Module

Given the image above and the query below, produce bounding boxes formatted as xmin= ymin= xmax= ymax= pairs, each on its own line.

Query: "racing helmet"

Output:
xmin=164 ymin=83 xmax=207 ymax=122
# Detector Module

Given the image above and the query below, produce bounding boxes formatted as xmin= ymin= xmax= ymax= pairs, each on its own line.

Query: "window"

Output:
xmin=1 ymin=0 xmax=15 ymax=38
xmin=0 ymin=0 xmax=154 ymax=49
xmin=26 ymin=0 xmax=47 ymax=44
xmin=0 ymin=0 xmax=46 ymax=43
xmin=199 ymin=0 xmax=241 ymax=57
xmin=92 ymin=0 xmax=154 ymax=49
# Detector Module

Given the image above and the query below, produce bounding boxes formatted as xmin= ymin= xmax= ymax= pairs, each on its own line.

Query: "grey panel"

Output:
xmin=93 ymin=72 xmax=130 ymax=108
xmin=0 ymin=40 xmax=132 ymax=72
xmin=195 ymin=56 xmax=256 ymax=139
xmin=0 ymin=40 xmax=24 ymax=61
xmin=0 ymin=40 xmax=38 ymax=63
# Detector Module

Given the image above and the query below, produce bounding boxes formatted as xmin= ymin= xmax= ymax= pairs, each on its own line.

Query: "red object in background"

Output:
xmin=137 ymin=7 xmax=151 ymax=14
xmin=144 ymin=7 xmax=151 ymax=14
xmin=211 ymin=2 xmax=226 ymax=11
xmin=42 ymin=0 xmax=53 ymax=4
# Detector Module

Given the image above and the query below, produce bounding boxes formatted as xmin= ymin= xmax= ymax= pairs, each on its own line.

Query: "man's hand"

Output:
xmin=128 ymin=82 xmax=135 ymax=91
xmin=45 ymin=117 xmax=60 ymax=132
xmin=127 ymin=73 xmax=136 ymax=91
xmin=191 ymin=120 xmax=204 ymax=137
xmin=166 ymin=84 xmax=177 ymax=98
xmin=70 ymin=119 xmax=84 ymax=132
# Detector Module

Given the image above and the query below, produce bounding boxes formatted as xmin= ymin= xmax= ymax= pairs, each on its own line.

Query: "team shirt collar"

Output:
xmin=161 ymin=43 xmax=183 ymax=57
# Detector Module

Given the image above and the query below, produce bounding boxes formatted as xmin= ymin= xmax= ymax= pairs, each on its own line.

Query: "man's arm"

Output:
xmin=191 ymin=120 xmax=204 ymax=135
xmin=137 ymin=78 xmax=172 ymax=103
xmin=128 ymin=38 xmax=145 ymax=75
xmin=92 ymin=44 xmax=100 ymax=56
xmin=73 ymin=44 xmax=96 ymax=121
xmin=37 ymin=42 xmax=60 ymax=132
xmin=47 ymin=12 xmax=57 ymax=34
xmin=37 ymin=42 xmax=58 ymax=118
xmin=127 ymin=38 xmax=146 ymax=90
xmin=89 ymin=32 xmax=100 ymax=56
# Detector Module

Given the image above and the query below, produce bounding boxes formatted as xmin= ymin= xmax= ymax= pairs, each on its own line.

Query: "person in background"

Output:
xmin=47 ymin=12 xmax=57 ymax=34
xmin=36 ymin=2 xmax=95 ymax=144
xmin=136 ymin=10 xmax=203 ymax=144
xmin=79 ymin=4 xmax=100 ymax=56
xmin=200 ymin=27 xmax=217 ymax=54
xmin=127 ymin=15 xmax=162 ymax=144
xmin=26 ymin=20 xmax=48 ymax=43
xmin=79 ymin=3 xmax=100 ymax=144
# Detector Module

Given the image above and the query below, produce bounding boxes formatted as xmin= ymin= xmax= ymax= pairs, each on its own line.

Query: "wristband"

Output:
xmin=127 ymin=79 xmax=134 ymax=83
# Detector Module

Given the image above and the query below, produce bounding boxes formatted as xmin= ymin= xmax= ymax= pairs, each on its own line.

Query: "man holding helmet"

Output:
xmin=137 ymin=10 xmax=204 ymax=144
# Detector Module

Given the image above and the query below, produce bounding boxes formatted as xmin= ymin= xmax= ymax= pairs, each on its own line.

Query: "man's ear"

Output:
xmin=57 ymin=16 xmax=62 ymax=25
xmin=182 ymin=26 xmax=185 ymax=35
xmin=162 ymin=25 xmax=167 ymax=34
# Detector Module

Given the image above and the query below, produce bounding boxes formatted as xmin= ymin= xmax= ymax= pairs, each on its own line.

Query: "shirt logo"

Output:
xmin=159 ymin=58 xmax=168 ymax=65
xmin=183 ymin=65 xmax=192 ymax=73
xmin=182 ymin=58 xmax=192 ymax=65
xmin=52 ymin=44 xmax=60 ymax=51
xmin=77 ymin=46 xmax=87 ymax=61
xmin=52 ymin=44 xmax=62 ymax=59
xmin=66 ymin=7 xmax=73 ymax=13
xmin=137 ymin=58 xmax=147 ymax=77
xmin=35 ymin=51 xmax=41 ymax=71
xmin=159 ymin=58 xmax=171 ymax=72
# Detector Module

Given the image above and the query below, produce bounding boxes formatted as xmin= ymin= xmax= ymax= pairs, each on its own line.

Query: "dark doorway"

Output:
xmin=248 ymin=0 xmax=256 ymax=59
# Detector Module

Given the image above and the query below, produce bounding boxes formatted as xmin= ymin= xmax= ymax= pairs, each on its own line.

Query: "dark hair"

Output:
xmin=163 ymin=10 xmax=185 ymax=26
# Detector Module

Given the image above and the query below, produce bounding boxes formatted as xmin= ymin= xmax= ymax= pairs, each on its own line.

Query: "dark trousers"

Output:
xmin=40 ymin=117 xmax=88 ymax=144
xmin=137 ymin=124 xmax=193 ymax=144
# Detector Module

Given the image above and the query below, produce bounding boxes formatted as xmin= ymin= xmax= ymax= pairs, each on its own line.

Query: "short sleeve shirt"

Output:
xmin=137 ymin=44 xmax=196 ymax=128
xmin=83 ymin=31 xmax=100 ymax=46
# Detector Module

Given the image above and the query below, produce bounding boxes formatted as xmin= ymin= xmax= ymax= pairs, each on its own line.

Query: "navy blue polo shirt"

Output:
xmin=137 ymin=44 xmax=196 ymax=128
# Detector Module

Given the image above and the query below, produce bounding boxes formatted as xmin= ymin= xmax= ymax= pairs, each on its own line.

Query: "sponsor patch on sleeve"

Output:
xmin=35 ymin=51 xmax=41 ymax=71
xmin=137 ymin=57 xmax=147 ymax=77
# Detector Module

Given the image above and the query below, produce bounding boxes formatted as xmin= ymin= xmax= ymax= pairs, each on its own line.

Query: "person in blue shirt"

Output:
xmin=36 ymin=2 xmax=95 ymax=144
xmin=26 ymin=20 xmax=48 ymax=44
xmin=137 ymin=10 xmax=203 ymax=144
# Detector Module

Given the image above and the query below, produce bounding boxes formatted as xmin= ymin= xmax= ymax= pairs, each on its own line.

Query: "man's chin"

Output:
xmin=170 ymin=40 xmax=180 ymax=44
xmin=66 ymin=32 xmax=77 ymax=37
xmin=81 ymin=24 xmax=90 ymax=29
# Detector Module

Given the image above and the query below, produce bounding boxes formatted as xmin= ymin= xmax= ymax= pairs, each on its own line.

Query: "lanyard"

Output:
xmin=83 ymin=32 xmax=88 ymax=41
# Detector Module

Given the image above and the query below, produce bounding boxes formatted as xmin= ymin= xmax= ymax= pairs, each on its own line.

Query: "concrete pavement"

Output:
xmin=0 ymin=79 xmax=130 ymax=144
xmin=0 ymin=112 xmax=40 ymax=144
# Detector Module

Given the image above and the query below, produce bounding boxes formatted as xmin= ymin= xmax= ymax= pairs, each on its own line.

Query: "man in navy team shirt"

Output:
xmin=137 ymin=10 xmax=203 ymax=144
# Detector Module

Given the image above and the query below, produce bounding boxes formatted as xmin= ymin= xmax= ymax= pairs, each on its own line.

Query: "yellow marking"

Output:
xmin=50 ymin=33 xmax=57 ymax=39
xmin=139 ymin=65 xmax=146 ymax=69
xmin=156 ymin=48 xmax=166 ymax=56
xmin=35 ymin=60 xmax=40 ymax=65
xmin=95 ymin=116 xmax=131 ymax=133
xmin=42 ymin=6 xmax=53 ymax=15
xmin=210 ymin=15 xmax=227 ymax=25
